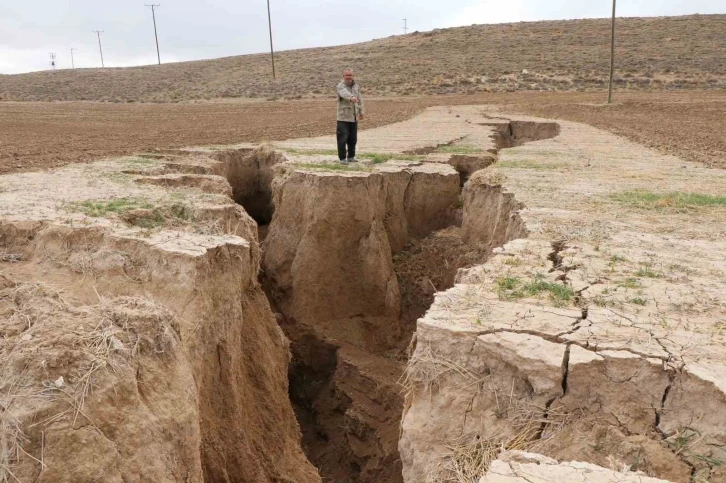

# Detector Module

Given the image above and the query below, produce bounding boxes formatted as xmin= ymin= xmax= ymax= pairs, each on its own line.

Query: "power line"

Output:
xmin=403 ymin=18 xmax=408 ymax=34
xmin=145 ymin=4 xmax=161 ymax=65
xmin=68 ymin=48 xmax=76 ymax=69
xmin=607 ymin=0 xmax=616 ymax=104
xmin=93 ymin=30 xmax=105 ymax=68
xmin=267 ymin=0 xmax=276 ymax=79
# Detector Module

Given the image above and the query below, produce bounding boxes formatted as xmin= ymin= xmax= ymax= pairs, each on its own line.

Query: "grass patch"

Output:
xmin=498 ymin=160 xmax=568 ymax=170
xmin=497 ymin=275 xmax=575 ymax=306
xmin=121 ymin=156 xmax=159 ymax=166
xmin=611 ymin=190 xmax=726 ymax=210
xmin=284 ymin=148 xmax=424 ymax=165
xmin=359 ymin=152 xmax=423 ymax=164
xmin=68 ymin=198 xmax=154 ymax=217
xmin=629 ymin=297 xmax=648 ymax=306
xmin=635 ymin=263 xmax=662 ymax=278
xmin=496 ymin=276 xmax=520 ymax=291
xmin=291 ymin=162 xmax=372 ymax=173
xmin=522 ymin=277 xmax=575 ymax=305
xmin=133 ymin=209 xmax=166 ymax=228
xmin=282 ymin=148 xmax=339 ymax=156
xmin=436 ymin=144 xmax=484 ymax=154
xmin=617 ymin=277 xmax=642 ymax=289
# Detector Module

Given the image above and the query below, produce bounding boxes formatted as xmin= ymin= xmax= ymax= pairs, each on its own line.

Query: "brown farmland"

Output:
xmin=1 ymin=91 xmax=724 ymax=177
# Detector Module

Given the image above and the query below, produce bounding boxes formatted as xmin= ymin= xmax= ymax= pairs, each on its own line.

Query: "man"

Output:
xmin=336 ymin=68 xmax=365 ymax=164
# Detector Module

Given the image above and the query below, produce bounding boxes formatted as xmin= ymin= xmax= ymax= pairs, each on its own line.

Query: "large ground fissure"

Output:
xmin=223 ymin=138 xmax=530 ymax=482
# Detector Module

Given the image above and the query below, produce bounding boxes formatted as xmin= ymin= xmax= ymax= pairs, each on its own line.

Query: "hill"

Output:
xmin=0 ymin=14 xmax=724 ymax=103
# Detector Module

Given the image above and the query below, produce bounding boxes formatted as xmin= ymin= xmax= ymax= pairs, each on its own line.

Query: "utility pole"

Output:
xmin=267 ymin=0 xmax=276 ymax=79
xmin=607 ymin=0 xmax=616 ymax=104
xmin=145 ymin=4 xmax=161 ymax=65
xmin=93 ymin=30 xmax=105 ymax=68
xmin=403 ymin=18 xmax=408 ymax=34
xmin=49 ymin=52 xmax=57 ymax=70
xmin=68 ymin=48 xmax=76 ymax=69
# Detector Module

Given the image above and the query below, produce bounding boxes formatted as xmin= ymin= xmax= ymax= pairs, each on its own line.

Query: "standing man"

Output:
xmin=336 ymin=68 xmax=365 ymax=164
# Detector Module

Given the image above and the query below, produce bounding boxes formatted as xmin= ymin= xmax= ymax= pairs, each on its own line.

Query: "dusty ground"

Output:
xmin=1 ymin=15 xmax=723 ymax=102
xmin=1 ymin=91 xmax=724 ymax=177
xmin=2 ymin=99 xmax=725 ymax=482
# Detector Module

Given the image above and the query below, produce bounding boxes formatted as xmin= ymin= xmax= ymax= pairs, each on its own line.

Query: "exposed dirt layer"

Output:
xmin=258 ymin=111 xmax=587 ymax=483
xmin=393 ymin=227 xmax=489 ymax=355
xmin=1 ymin=91 xmax=723 ymax=180
xmin=400 ymin=107 xmax=726 ymax=483
xmin=1 ymin=103 xmax=725 ymax=483
xmin=0 ymin=148 xmax=322 ymax=483
xmin=1 ymin=15 xmax=723 ymax=102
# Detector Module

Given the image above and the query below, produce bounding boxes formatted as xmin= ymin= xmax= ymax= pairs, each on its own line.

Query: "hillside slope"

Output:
xmin=0 ymin=15 xmax=724 ymax=102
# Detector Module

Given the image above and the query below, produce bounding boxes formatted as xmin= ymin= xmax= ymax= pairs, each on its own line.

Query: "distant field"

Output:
xmin=1 ymin=91 xmax=723 ymax=175
xmin=0 ymin=15 xmax=724 ymax=102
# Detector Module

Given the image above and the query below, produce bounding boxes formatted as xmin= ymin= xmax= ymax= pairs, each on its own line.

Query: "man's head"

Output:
xmin=343 ymin=68 xmax=354 ymax=85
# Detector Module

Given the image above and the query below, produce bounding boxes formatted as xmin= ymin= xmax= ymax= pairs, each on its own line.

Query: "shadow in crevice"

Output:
xmin=213 ymin=145 xmax=283 ymax=225
xmin=483 ymin=120 xmax=561 ymax=149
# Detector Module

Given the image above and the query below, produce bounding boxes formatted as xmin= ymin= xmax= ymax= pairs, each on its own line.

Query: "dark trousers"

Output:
xmin=336 ymin=121 xmax=358 ymax=160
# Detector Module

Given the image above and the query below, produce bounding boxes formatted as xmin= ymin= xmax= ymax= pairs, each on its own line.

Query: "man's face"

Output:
xmin=343 ymin=71 xmax=354 ymax=85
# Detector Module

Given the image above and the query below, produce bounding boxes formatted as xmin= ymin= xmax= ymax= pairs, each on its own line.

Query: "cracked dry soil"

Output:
xmin=1 ymin=105 xmax=725 ymax=483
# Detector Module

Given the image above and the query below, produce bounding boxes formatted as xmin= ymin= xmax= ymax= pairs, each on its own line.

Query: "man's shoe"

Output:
xmin=339 ymin=159 xmax=349 ymax=165
xmin=347 ymin=157 xmax=358 ymax=163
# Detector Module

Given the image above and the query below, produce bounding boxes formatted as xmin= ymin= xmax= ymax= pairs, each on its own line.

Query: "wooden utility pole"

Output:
xmin=145 ymin=4 xmax=161 ymax=65
xmin=68 ymin=48 xmax=76 ymax=69
xmin=607 ymin=0 xmax=616 ymax=104
xmin=403 ymin=18 xmax=408 ymax=34
xmin=93 ymin=30 xmax=105 ymax=68
xmin=267 ymin=0 xmax=276 ymax=79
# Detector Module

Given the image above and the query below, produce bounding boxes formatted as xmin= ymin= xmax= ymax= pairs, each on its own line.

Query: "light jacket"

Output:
xmin=336 ymin=80 xmax=364 ymax=122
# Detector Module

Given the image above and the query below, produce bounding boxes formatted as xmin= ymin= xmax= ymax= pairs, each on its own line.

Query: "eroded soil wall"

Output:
xmin=260 ymin=157 xmax=528 ymax=482
xmin=0 ymin=216 xmax=319 ymax=482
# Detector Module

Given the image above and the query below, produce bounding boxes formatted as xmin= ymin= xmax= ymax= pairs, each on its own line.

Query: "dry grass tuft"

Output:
xmin=0 ymin=372 xmax=25 ymax=483
xmin=434 ymin=426 xmax=543 ymax=482
xmin=5 ymin=283 xmax=69 ymax=331
xmin=400 ymin=345 xmax=481 ymax=401
xmin=437 ymin=435 xmax=504 ymax=483
xmin=404 ymin=346 xmax=575 ymax=482
xmin=0 ymin=282 xmax=176 ymax=478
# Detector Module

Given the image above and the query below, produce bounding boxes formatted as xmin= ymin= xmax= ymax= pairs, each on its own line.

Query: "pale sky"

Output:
xmin=0 ymin=0 xmax=722 ymax=74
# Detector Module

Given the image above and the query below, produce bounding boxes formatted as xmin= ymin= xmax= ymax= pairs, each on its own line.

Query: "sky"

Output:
xmin=0 ymin=0 xmax=722 ymax=74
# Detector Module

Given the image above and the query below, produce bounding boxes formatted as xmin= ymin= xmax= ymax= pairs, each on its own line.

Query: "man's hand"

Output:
xmin=350 ymin=96 xmax=358 ymax=104
xmin=358 ymin=113 xmax=365 ymax=121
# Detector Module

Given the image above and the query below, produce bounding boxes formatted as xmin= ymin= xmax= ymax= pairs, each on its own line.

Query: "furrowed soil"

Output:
xmin=1 ymin=91 xmax=724 ymax=177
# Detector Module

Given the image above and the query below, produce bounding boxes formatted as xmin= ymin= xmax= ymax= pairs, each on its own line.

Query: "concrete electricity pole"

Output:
xmin=49 ymin=52 xmax=57 ymax=70
xmin=607 ymin=0 xmax=616 ymax=104
xmin=403 ymin=18 xmax=408 ymax=34
xmin=93 ymin=30 xmax=105 ymax=68
xmin=145 ymin=4 xmax=161 ymax=65
xmin=68 ymin=48 xmax=76 ymax=69
xmin=267 ymin=0 xmax=276 ymax=79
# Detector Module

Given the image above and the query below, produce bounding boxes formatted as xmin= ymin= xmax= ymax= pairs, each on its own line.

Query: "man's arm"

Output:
xmin=337 ymin=83 xmax=353 ymax=100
